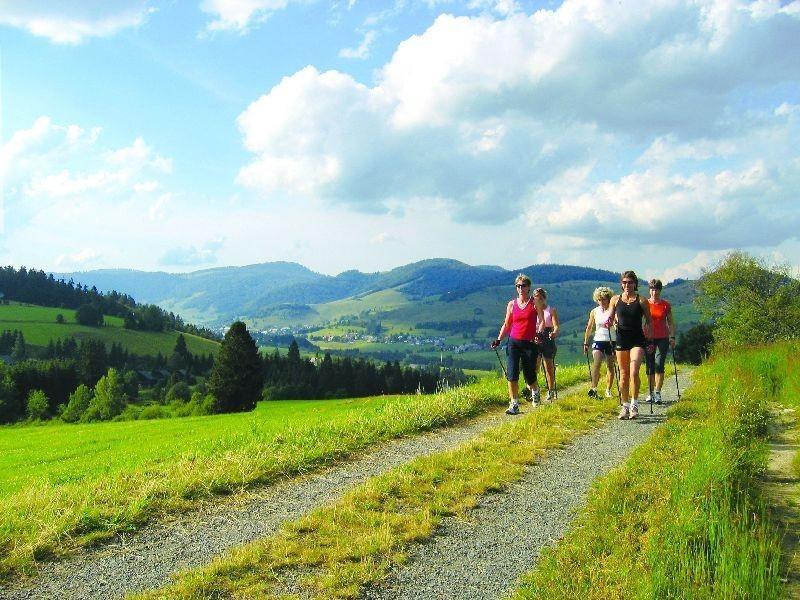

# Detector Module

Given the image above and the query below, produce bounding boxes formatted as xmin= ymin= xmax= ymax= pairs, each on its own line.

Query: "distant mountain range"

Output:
xmin=57 ymin=259 xmax=621 ymax=326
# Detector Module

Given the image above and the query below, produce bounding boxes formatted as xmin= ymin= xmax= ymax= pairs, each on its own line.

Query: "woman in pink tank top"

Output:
xmin=491 ymin=274 xmax=543 ymax=415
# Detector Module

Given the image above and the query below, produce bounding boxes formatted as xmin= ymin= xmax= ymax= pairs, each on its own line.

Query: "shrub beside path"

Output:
xmin=1 ymin=374 xmax=689 ymax=600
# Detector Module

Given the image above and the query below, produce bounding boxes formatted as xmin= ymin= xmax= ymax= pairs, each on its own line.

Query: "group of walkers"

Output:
xmin=491 ymin=270 xmax=676 ymax=419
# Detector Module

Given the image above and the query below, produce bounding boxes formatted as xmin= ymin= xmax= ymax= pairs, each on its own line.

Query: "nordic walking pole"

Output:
xmin=612 ymin=344 xmax=622 ymax=405
xmin=645 ymin=345 xmax=654 ymax=414
xmin=493 ymin=345 xmax=507 ymax=379
xmin=585 ymin=347 xmax=593 ymax=389
xmin=671 ymin=346 xmax=681 ymax=401
xmin=553 ymin=360 xmax=558 ymax=401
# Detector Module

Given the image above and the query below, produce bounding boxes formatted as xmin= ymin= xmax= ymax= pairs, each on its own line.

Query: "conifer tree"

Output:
xmin=208 ymin=321 xmax=263 ymax=413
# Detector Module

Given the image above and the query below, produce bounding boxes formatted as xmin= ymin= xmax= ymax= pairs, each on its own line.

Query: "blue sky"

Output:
xmin=1 ymin=0 xmax=798 ymax=282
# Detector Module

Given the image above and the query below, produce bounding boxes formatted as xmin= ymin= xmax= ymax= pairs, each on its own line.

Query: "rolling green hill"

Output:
xmin=0 ymin=302 xmax=219 ymax=357
xmin=57 ymin=260 xmax=699 ymax=369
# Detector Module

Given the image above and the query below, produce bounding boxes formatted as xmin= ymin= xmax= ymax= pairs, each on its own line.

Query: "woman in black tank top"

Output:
xmin=605 ymin=270 xmax=652 ymax=420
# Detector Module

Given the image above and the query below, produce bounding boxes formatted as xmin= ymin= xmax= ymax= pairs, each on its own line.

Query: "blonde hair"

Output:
xmin=514 ymin=273 xmax=531 ymax=287
xmin=593 ymin=286 xmax=613 ymax=302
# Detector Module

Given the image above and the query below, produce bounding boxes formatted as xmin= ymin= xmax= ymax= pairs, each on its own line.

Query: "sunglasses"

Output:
xmin=515 ymin=284 xmax=529 ymax=288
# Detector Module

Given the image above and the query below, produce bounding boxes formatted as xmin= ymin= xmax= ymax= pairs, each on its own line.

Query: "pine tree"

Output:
xmin=208 ymin=321 xmax=263 ymax=413
xmin=11 ymin=332 xmax=26 ymax=361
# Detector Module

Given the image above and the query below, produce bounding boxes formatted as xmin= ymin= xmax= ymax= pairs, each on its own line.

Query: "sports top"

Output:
xmin=649 ymin=299 xmax=672 ymax=339
xmin=617 ymin=295 xmax=645 ymax=334
xmin=592 ymin=306 xmax=615 ymax=342
xmin=509 ymin=299 xmax=538 ymax=341
xmin=540 ymin=305 xmax=555 ymax=328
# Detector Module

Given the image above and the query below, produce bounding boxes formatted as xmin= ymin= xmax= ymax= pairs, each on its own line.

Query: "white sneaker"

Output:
xmin=645 ymin=394 xmax=652 ymax=403
xmin=531 ymin=390 xmax=541 ymax=403
xmin=654 ymin=391 xmax=663 ymax=404
xmin=505 ymin=401 xmax=520 ymax=415
xmin=618 ymin=405 xmax=629 ymax=420
xmin=605 ymin=389 xmax=612 ymax=398
xmin=546 ymin=389 xmax=555 ymax=402
xmin=630 ymin=403 xmax=639 ymax=419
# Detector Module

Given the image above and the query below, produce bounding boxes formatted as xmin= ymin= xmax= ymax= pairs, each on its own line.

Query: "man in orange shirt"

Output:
xmin=645 ymin=279 xmax=676 ymax=404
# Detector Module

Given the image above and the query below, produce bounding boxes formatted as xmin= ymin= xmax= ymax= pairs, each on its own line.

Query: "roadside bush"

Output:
xmin=118 ymin=404 xmax=143 ymax=421
xmin=138 ymin=405 xmax=167 ymax=420
xmin=26 ymin=390 xmax=49 ymax=421
xmin=62 ymin=384 xmax=92 ymax=423
xmin=166 ymin=381 xmax=191 ymax=403
xmin=82 ymin=368 xmax=127 ymax=422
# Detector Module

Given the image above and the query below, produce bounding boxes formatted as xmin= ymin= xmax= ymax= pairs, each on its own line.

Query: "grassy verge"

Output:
xmin=511 ymin=344 xmax=795 ymax=599
xmin=136 ymin=387 xmax=618 ymax=599
xmin=0 ymin=364 xmax=585 ymax=581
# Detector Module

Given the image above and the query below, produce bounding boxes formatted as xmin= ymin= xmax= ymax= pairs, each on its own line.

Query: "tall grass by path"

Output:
xmin=511 ymin=343 xmax=795 ymax=600
xmin=135 ymin=382 xmax=617 ymax=599
xmin=0 ymin=364 xmax=585 ymax=581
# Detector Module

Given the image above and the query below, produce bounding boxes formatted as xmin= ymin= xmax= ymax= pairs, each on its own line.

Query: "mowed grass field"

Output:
xmin=0 ymin=302 xmax=219 ymax=357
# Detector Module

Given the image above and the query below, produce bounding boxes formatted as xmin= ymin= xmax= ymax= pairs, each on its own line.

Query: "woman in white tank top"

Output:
xmin=582 ymin=286 xmax=616 ymax=398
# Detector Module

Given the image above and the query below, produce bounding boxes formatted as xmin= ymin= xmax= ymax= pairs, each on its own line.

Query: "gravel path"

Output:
xmin=1 ymin=373 xmax=689 ymax=600
xmin=363 ymin=371 xmax=691 ymax=600
xmin=0 ymin=400 xmax=522 ymax=600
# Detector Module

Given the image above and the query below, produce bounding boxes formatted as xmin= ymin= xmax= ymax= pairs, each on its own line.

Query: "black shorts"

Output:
xmin=539 ymin=327 xmax=557 ymax=359
xmin=616 ymin=329 xmax=646 ymax=352
xmin=506 ymin=337 xmax=538 ymax=383
xmin=591 ymin=340 xmax=614 ymax=356
xmin=646 ymin=338 xmax=670 ymax=373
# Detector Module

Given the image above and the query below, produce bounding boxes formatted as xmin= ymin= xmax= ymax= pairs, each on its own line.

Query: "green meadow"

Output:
xmin=0 ymin=302 xmax=218 ymax=357
xmin=0 ymin=364 xmax=587 ymax=580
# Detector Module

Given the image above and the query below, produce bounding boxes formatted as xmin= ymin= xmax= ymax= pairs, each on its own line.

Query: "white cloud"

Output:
xmin=0 ymin=2 xmax=153 ymax=44
xmin=148 ymin=193 xmax=171 ymax=221
xmin=370 ymin=232 xmax=399 ymax=244
xmin=339 ymin=30 xmax=378 ymax=59
xmin=55 ymin=248 xmax=101 ymax=268
xmin=660 ymin=250 xmax=730 ymax=282
xmin=23 ymin=135 xmax=172 ymax=200
xmin=159 ymin=239 xmax=225 ymax=266
xmin=234 ymin=0 xmax=800 ymax=251
xmin=200 ymin=0 xmax=290 ymax=33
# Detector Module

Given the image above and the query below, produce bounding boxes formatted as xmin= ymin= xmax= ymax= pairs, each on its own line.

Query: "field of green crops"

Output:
xmin=0 ymin=302 xmax=218 ymax=357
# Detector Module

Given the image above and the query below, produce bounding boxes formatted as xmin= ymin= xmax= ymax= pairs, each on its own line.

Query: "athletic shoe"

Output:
xmin=521 ymin=388 xmax=531 ymax=401
xmin=654 ymin=391 xmax=662 ymax=404
xmin=618 ymin=405 xmax=629 ymax=420
xmin=630 ymin=404 xmax=639 ymax=419
xmin=645 ymin=394 xmax=652 ymax=403
xmin=505 ymin=401 xmax=520 ymax=415
xmin=605 ymin=389 xmax=613 ymax=398
xmin=588 ymin=388 xmax=597 ymax=398
xmin=546 ymin=390 xmax=555 ymax=402
xmin=531 ymin=390 xmax=541 ymax=403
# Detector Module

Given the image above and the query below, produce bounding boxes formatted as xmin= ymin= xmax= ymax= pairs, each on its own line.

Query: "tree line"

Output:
xmin=0 ymin=323 xmax=468 ymax=424
xmin=0 ymin=266 xmax=220 ymax=340
xmin=261 ymin=338 xmax=470 ymax=400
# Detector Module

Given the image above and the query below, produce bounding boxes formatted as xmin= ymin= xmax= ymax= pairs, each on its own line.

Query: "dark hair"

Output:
xmin=621 ymin=270 xmax=639 ymax=291
xmin=649 ymin=278 xmax=663 ymax=290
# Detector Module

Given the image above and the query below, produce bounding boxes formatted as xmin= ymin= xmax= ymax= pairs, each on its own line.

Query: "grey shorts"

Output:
xmin=645 ymin=338 xmax=671 ymax=374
